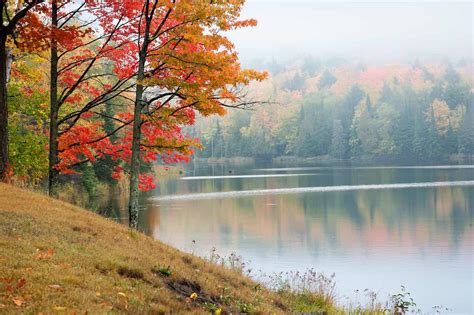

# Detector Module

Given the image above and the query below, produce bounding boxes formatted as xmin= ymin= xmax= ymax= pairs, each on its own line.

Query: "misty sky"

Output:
xmin=228 ymin=1 xmax=473 ymax=63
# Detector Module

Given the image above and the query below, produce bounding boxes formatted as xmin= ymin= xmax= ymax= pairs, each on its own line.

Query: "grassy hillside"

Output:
xmin=0 ymin=184 xmax=335 ymax=314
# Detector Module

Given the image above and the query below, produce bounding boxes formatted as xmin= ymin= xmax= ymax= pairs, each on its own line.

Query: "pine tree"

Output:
xmin=330 ymin=120 xmax=345 ymax=159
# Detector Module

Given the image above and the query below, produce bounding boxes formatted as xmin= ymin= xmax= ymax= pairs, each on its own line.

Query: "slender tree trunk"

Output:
xmin=128 ymin=37 xmax=150 ymax=229
xmin=128 ymin=57 xmax=145 ymax=229
xmin=48 ymin=1 xmax=59 ymax=196
xmin=0 ymin=36 xmax=9 ymax=182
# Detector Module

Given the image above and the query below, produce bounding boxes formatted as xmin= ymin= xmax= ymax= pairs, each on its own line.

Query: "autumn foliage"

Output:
xmin=7 ymin=0 xmax=266 ymax=190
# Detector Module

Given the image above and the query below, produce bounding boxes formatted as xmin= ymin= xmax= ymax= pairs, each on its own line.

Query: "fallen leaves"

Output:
xmin=117 ymin=291 xmax=129 ymax=310
xmin=12 ymin=296 xmax=25 ymax=306
xmin=36 ymin=248 xmax=54 ymax=260
xmin=17 ymin=278 xmax=27 ymax=289
xmin=2 ymin=277 xmax=27 ymax=294
xmin=1 ymin=278 xmax=28 ymax=307
xmin=186 ymin=292 xmax=198 ymax=303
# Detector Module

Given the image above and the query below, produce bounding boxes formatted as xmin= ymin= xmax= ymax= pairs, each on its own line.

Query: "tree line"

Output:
xmin=1 ymin=0 xmax=265 ymax=228
xmin=195 ymin=59 xmax=473 ymax=162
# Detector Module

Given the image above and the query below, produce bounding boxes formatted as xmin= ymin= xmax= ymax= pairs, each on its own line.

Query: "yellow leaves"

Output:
xmin=430 ymin=99 xmax=463 ymax=134
xmin=51 ymin=306 xmax=67 ymax=311
xmin=186 ymin=292 xmax=198 ymax=303
xmin=215 ymin=307 xmax=222 ymax=315
xmin=117 ymin=292 xmax=127 ymax=298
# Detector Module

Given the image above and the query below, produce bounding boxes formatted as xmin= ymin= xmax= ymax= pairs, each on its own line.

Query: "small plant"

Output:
xmin=207 ymin=247 xmax=251 ymax=275
xmin=151 ymin=265 xmax=172 ymax=277
xmin=391 ymin=285 xmax=417 ymax=314
xmin=432 ymin=305 xmax=450 ymax=313
xmin=237 ymin=301 xmax=254 ymax=313
xmin=259 ymin=269 xmax=337 ymax=312
xmin=262 ymin=269 xmax=336 ymax=304
xmin=203 ymin=301 xmax=220 ymax=313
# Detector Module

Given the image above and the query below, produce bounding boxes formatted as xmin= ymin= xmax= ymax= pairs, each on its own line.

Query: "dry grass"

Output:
xmin=0 ymin=183 xmax=296 ymax=314
xmin=0 ymin=184 xmax=286 ymax=314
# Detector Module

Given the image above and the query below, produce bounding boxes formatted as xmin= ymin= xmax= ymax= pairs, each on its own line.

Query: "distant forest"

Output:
xmin=192 ymin=58 xmax=473 ymax=161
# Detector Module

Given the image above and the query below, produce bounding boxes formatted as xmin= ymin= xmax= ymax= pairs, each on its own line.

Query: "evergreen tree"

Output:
xmin=302 ymin=56 xmax=321 ymax=77
xmin=285 ymin=72 xmax=305 ymax=91
xmin=442 ymin=122 xmax=458 ymax=156
xmin=330 ymin=120 xmax=345 ymax=159
xmin=458 ymin=104 xmax=474 ymax=159
xmin=318 ymin=69 xmax=337 ymax=89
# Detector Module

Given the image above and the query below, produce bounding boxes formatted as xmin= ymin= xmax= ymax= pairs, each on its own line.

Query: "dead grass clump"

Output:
xmin=181 ymin=255 xmax=193 ymax=265
xmin=117 ymin=266 xmax=145 ymax=280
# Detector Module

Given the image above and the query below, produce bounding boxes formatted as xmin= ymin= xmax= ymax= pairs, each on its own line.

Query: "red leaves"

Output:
xmin=57 ymin=123 xmax=114 ymax=174
xmin=2 ymin=277 xmax=27 ymax=294
xmin=19 ymin=0 xmax=266 ymax=194
xmin=138 ymin=174 xmax=156 ymax=191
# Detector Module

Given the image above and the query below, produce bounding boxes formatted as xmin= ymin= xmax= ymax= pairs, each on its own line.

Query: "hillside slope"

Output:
xmin=0 ymin=184 xmax=296 ymax=314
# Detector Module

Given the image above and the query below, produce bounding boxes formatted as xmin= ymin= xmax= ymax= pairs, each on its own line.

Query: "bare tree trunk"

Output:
xmin=48 ymin=0 xmax=59 ymax=196
xmin=0 ymin=36 xmax=9 ymax=182
xmin=128 ymin=55 xmax=145 ymax=229
xmin=128 ymin=4 xmax=151 ymax=229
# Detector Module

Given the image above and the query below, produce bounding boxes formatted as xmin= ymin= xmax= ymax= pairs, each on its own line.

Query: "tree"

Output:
xmin=318 ymin=69 xmax=337 ymax=89
xmin=302 ymin=56 xmax=320 ymax=77
xmin=458 ymin=104 xmax=474 ymax=160
xmin=296 ymin=98 xmax=331 ymax=157
xmin=45 ymin=0 xmax=138 ymax=195
xmin=284 ymin=72 xmax=305 ymax=91
xmin=8 ymin=53 xmax=49 ymax=185
xmin=330 ymin=119 xmax=344 ymax=159
xmin=123 ymin=0 xmax=266 ymax=228
xmin=0 ymin=0 xmax=44 ymax=181
xmin=13 ymin=0 xmax=141 ymax=193
xmin=351 ymin=96 xmax=378 ymax=156
xmin=339 ymin=85 xmax=364 ymax=158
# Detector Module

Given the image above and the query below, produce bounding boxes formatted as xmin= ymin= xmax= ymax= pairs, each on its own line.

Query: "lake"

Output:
xmin=134 ymin=161 xmax=473 ymax=312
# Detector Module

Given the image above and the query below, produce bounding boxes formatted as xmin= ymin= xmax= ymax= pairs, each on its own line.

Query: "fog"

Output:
xmin=228 ymin=0 xmax=473 ymax=63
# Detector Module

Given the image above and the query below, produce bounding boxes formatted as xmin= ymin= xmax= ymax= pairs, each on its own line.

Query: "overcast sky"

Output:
xmin=228 ymin=1 xmax=473 ymax=63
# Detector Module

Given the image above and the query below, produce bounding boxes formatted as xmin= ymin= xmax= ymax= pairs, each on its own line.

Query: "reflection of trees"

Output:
xmin=144 ymin=184 xmax=473 ymax=256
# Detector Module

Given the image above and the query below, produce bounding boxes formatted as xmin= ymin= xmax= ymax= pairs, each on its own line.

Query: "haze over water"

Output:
xmin=137 ymin=162 xmax=474 ymax=313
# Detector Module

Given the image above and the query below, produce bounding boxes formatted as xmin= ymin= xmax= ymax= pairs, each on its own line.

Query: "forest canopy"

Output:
xmin=194 ymin=58 xmax=473 ymax=162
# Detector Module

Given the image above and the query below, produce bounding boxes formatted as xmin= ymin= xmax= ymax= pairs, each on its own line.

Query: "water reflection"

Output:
xmin=141 ymin=163 xmax=473 ymax=312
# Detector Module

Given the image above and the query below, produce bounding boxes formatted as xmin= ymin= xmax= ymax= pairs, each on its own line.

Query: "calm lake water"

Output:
xmin=133 ymin=161 xmax=473 ymax=312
